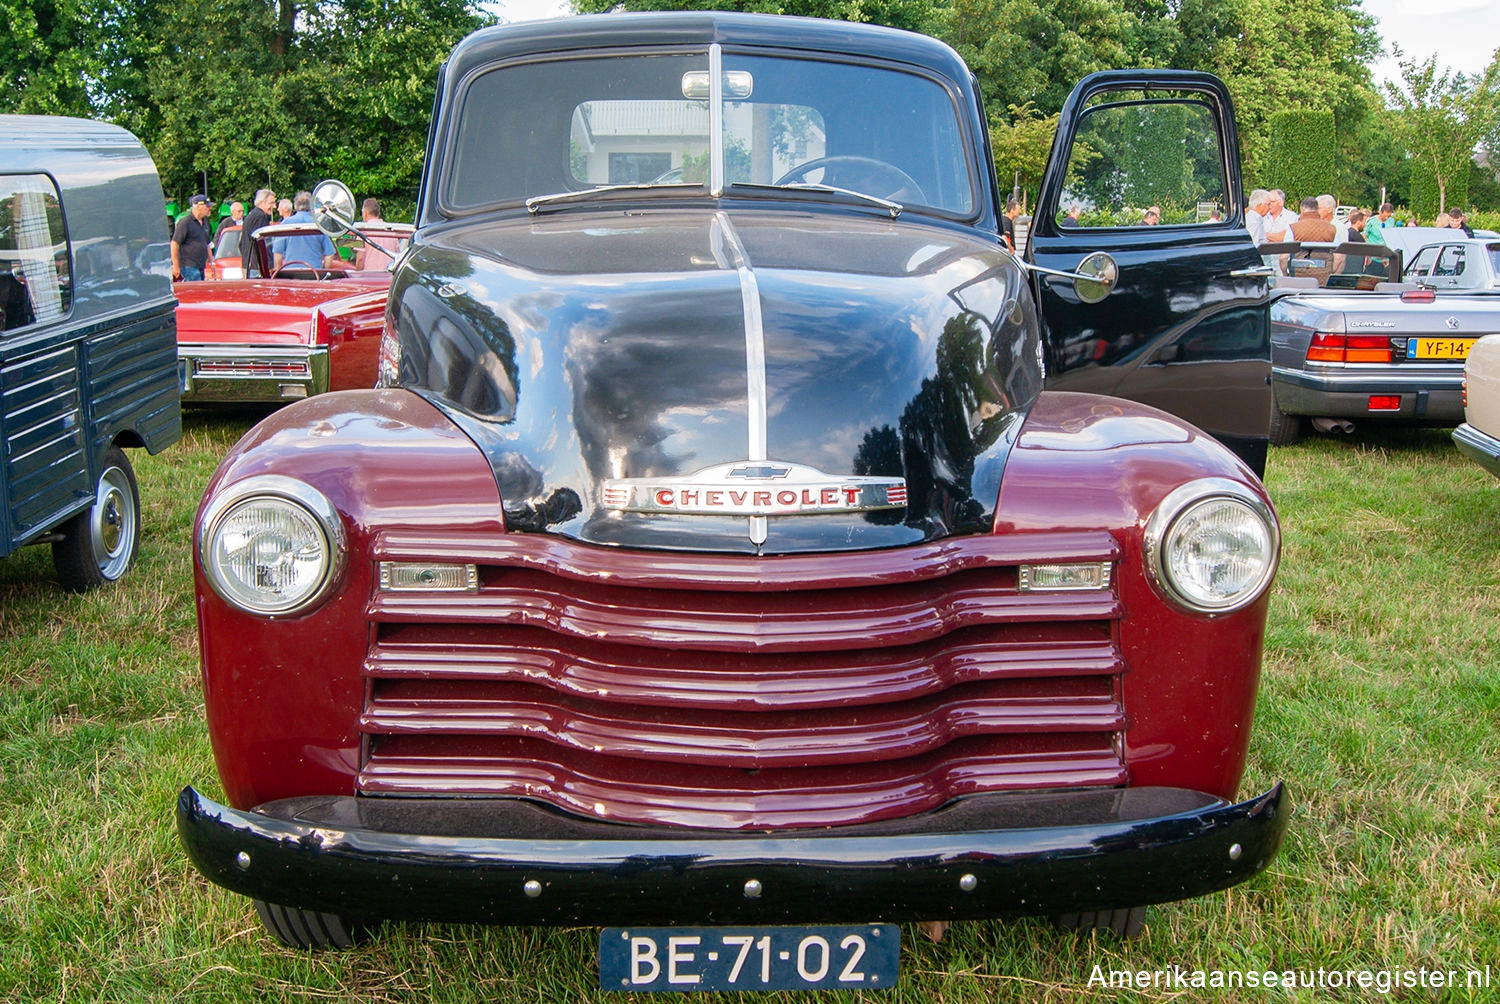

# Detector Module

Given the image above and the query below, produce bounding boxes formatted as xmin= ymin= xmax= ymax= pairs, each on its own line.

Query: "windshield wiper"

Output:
xmin=732 ymin=182 xmax=903 ymax=219
xmin=525 ymin=184 xmax=699 ymax=215
xmin=527 ymin=181 xmax=903 ymax=219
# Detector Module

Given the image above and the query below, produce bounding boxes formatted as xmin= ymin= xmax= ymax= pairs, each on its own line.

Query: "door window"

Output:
xmin=0 ymin=174 xmax=71 ymax=332
xmin=1404 ymin=245 xmax=1439 ymax=279
xmin=1055 ymin=97 xmax=1227 ymax=228
xmin=1435 ymin=245 xmax=1465 ymax=277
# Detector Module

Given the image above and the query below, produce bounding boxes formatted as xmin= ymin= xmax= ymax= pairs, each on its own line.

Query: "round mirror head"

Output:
xmin=311 ymin=179 xmax=356 ymax=237
xmin=1074 ymin=251 xmax=1118 ymax=304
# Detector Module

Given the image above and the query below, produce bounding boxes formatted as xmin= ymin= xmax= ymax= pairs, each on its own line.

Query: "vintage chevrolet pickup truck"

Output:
xmin=176 ymin=11 xmax=1285 ymax=984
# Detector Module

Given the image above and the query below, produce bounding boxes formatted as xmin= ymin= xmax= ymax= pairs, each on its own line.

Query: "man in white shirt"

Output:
xmin=1246 ymin=189 xmax=1271 ymax=244
xmin=1264 ymin=190 xmax=1297 ymax=243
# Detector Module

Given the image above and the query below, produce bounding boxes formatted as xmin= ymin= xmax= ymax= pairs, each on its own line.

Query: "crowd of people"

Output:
xmin=1244 ymin=188 xmax=1476 ymax=249
xmin=168 ymin=189 xmax=395 ymax=282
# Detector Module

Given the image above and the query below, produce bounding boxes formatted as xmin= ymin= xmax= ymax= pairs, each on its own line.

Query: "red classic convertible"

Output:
xmin=175 ymin=218 xmax=411 ymax=404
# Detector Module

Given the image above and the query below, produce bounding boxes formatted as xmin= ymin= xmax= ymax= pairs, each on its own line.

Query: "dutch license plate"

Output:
xmin=599 ymin=924 xmax=899 ymax=992
xmin=1407 ymin=337 xmax=1474 ymax=360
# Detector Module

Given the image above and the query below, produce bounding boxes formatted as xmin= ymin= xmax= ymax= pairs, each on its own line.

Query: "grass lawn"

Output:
xmin=1 ymin=413 xmax=1496 ymax=1002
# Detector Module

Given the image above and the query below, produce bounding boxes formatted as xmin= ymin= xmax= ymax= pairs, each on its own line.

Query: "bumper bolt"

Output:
xmin=1229 ymin=843 xmax=1243 ymax=861
xmin=959 ymin=873 xmax=977 ymax=892
xmin=235 ymin=851 xmax=251 ymax=871
xmin=523 ymin=879 xmax=543 ymax=899
xmin=744 ymin=878 xmax=763 ymax=899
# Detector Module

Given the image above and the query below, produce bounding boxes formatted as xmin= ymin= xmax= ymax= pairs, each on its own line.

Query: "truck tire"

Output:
xmin=52 ymin=447 xmax=139 ymax=591
xmin=1053 ymin=906 xmax=1148 ymax=938
xmin=254 ymin=900 xmax=369 ymax=950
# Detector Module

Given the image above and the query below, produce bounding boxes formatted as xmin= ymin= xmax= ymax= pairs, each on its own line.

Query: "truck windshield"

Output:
xmin=446 ymin=47 xmax=976 ymax=218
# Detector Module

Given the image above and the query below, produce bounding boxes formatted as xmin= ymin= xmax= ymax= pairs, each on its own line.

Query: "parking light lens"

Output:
xmin=380 ymin=561 xmax=478 ymax=592
xmin=1019 ymin=562 xmax=1111 ymax=591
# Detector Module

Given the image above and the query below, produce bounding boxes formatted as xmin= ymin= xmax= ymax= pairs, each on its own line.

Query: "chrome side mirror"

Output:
xmin=311 ymin=179 xmax=356 ymax=237
xmin=1021 ymin=251 xmax=1119 ymax=303
xmin=1073 ymin=252 xmax=1118 ymax=304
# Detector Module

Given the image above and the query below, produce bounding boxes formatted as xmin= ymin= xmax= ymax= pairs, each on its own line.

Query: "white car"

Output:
xmin=1455 ymin=333 xmax=1500 ymax=478
xmin=1401 ymin=237 xmax=1500 ymax=291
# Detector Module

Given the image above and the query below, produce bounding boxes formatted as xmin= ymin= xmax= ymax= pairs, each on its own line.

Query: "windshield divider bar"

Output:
xmin=709 ymin=44 xmax=725 ymax=198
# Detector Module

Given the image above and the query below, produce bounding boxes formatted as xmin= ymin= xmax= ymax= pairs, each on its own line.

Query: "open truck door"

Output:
xmin=1030 ymin=70 xmax=1272 ymax=475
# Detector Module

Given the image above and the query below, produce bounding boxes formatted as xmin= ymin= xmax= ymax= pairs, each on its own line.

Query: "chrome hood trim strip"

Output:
xmin=712 ymin=211 xmax=772 ymax=544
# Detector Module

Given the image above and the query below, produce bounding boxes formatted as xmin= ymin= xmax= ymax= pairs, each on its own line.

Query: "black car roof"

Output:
xmin=0 ymin=115 xmax=158 ymax=198
xmin=444 ymin=12 xmax=972 ymax=85
xmin=423 ymin=13 xmax=987 ymax=229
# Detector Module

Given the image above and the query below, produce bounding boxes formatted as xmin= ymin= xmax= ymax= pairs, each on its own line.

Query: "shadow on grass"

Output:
xmin=1280 ymin=423 xmax=1458 ymax=456
xmin=182 ymin=402 xmax=282 ymax=431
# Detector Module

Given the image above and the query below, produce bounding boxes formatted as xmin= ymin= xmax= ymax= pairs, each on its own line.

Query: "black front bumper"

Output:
xmin=178 ymin=784 xmax=1286 ymax=925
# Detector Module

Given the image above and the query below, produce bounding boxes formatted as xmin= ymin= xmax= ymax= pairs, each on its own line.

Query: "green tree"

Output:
xmin=140 ymin=0 xmax=312 ymax=200
xmin=0 ymin=0 xmax=98 ymax=116
xmin=1268 ymin=108 xmax=1335 ymax=200
xmin=1338 ymin=94 xmax=1409 ymax=208
xmin=941 ymin=0 xmax=1382 ymax=196
xmin=301 ymin=0 xmax=488 ymax=198
xmin=1137 ymin=0 xmax=1381 ymax=190
xmin=944 ymin=0 xmax=1135 ymax=120
xmin=988 ymin=102 xmax=1058 ymax=207
xmin=3 ymin=0 xmax=489 ymax=211
xmin=1383 ymin=46 xmax=1500 ymax=216
xmin=147 ymin=0 xmax=488 ymax=205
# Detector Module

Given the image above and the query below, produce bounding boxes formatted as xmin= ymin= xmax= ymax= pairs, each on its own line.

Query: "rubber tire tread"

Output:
xmin=52 ymin=447 xmax=139 ymax=592
xmin=1052 ymin=906 xmax=1147 ymax=939
xmin=1267 ymin=396 xmax=1302 ymax=447
xmin=254 ymin=899 xmax=366 ymax=950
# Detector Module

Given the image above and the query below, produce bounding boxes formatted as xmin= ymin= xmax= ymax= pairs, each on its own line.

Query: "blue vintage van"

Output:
xmin=0 ymin=116 xmax=180 ymax=590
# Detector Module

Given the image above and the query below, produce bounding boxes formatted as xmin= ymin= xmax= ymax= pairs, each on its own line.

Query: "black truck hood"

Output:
xmin=387 ymin=206 xmax=1040 ymax=554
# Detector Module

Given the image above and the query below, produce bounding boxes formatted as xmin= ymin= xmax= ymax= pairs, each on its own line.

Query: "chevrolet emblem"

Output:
xmin=602 ymin=461 xmax=907 ymax=517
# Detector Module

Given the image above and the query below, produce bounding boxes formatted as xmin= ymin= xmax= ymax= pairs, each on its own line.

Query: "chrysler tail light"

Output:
xmin=1306 ymin=333 xmax=1393 ymax=364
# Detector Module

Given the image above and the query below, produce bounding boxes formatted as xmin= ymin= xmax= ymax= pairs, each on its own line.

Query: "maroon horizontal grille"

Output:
xmin=366 ymin=623 xmax=1116 ymax=711
xmin=362 ymin=675 xmax=1122 ymax=767
xmin=359 ymin=736 xmax=1124 ymax=829
xmin=359 ymin=531 xmax=1126 ymax=828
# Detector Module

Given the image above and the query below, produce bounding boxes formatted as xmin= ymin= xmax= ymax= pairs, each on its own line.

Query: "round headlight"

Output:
xmin=198 ymin=476 xmax=345 ymax=615
xmin=1145 ymin=478 xmax=1279 ymax=614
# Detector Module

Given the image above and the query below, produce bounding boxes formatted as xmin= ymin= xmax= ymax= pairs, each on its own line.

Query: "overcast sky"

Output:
xmin=1362 ymin=0 xmax=1500 ymax=85
xmin=487 ymin=0 xmax=1500 ymax=86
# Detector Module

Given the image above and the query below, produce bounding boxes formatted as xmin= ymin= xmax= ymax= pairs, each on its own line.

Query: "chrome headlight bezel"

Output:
xmin=1143 ymin=477 xmax=1280 ymax=615
xmin=197 ymin=475 xmax=347 ymax=616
